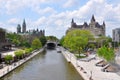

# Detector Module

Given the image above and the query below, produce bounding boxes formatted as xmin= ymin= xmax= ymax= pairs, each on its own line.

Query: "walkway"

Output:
xmin=61 ymin=47 xmax=120 ymax=80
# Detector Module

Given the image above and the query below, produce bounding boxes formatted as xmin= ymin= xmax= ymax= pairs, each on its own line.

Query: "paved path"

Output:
xmin=0 ymin=48 xmax=44 ymax=78
xmin=61 ymin=47 xmax=120 ymax=80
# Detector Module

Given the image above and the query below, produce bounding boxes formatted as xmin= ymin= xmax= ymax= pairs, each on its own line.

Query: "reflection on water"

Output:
xmin=0 ymin=49 xmax=83 ymax=80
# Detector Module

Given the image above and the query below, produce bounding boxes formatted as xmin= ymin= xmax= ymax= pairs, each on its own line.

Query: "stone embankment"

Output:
xmin=0 ymin=48 xmax=44 ymax=78
xmin=61 ymin=47 xmax=120 ymax=80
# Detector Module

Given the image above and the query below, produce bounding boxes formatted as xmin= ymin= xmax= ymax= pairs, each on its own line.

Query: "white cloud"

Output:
xmin=7 ymin=25 xmax=17 ymax=32
xmin=55 ymin=20 xmax=63 ymax=26
xmin=5 ymin=0 xmax=25 ymax=14
xmin=0 ymin=21 xmax=16 ymax=32
xmin=34 ymin=6 xmax=56 ymax=15
xmin=0 ymin=0 xmax=54 ymax=14
xmin=2 ymin=0 xmax=57 ymax=14
xmin=63 ymin=0 xmax=79 ymax=8
xmin=33 ymin=16 xmax=47 ymax=26
xmin=7 ymin=18 xmax=21 ymax=25
xmin=0 ymin=22 xmax=5 ymax=27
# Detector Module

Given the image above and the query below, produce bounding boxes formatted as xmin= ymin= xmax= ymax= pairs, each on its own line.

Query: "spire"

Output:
xmin=71 ymin=18 xmax=74 ymax=23
xmin=23 ymin=19 xmax=25 ymax=24
xmin=37 ymin=28 xmax=39 ymax=32
xmin=103 ymin=21 xmax=105 ymax=26
xmin=91 ymin=14 xmax=95 ymax=22
xmin=23 ymin=19 xmax=26 ymax=27
xmin=43 ymin=30 xmax=45 ymax=36
xmin=22 ymin=19 xmax=26 ymax=33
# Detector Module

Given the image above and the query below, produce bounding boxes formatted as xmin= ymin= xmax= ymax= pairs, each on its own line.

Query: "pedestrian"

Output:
xmin=89 ymin=71 xmax=93 ymax=80
xmin=7 ymin=67 xmax=9 ymax=72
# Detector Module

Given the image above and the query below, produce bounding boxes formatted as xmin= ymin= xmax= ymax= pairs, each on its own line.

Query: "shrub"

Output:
xmin=4 ymin=55 xmax=13 ymax=64
xmin=14 ymin=50 xmax=24 ymax=59
xmin=24 ymin=48 xmax=33 ymax=56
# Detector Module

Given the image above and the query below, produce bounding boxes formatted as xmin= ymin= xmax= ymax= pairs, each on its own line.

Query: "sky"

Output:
xmin=0 ymin=0 xmax=120 ymax=39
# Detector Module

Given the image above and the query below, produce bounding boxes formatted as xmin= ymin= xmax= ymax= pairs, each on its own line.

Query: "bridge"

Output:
xmin=45 ymin=41 xmax=59 ymax=49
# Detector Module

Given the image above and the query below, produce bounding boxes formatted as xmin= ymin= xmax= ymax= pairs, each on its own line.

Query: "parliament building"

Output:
xmin=16 ymin=19 xmax=45 ymax=43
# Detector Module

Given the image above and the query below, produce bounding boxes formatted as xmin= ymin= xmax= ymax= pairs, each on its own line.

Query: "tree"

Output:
xmin=39 ymin=36 xmax=47 ymax=46
xmin=20 ymin=40 xmax=31 ymax=48
xmin=46 ymin=36 xmax=59 ymax=41
xmin=6 ymin=32 xmax=31 ymax=47
xmin=32 ymin=38 xmax=42 ymax=49
xmin=97 ymin=46 xmax=115 ymax=62
xmin=71 ymin=36 xmax=88 ymax=56
xmin=12 ymin=39 xmax=20 ymax=46
xmin=6 ymin=32 xmax=21 ymax=40
xmin=6 ymin=33 xmax=22 ymax=44
xmin=64 ymin=29 xmax=94 ymax=57
xmin=4 ymin=55 xmax=13 ymax=64
xmin=60 ymin=36 xmax=65 ymax=46
xmin=88 ymin=43 xmax=96 ymax=49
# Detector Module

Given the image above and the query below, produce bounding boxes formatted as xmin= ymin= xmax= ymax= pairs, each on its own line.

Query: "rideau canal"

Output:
xmin=0 ymin=49 xmax=83 ymax=80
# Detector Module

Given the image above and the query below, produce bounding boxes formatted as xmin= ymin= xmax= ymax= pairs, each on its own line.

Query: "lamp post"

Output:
xmin=76 ymin=57 xmax=80 ymax=67
xmin=70 ymin=52 xmax=71 ymax=62
xmin=89 ymin=71 xmax=93 ymax=80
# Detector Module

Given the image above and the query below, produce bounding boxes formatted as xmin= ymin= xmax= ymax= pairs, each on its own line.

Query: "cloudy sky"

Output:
xmin=0 ymin=0 xmax=120 ymax=38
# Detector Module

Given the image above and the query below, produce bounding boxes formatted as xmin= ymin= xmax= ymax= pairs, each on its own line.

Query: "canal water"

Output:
xmin=0 ymin=49 xmax=83 ymax=80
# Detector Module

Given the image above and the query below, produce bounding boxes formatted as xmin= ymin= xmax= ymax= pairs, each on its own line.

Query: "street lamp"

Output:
xmin=76 ymin=57 xmax=80 ymax=67
xmin=70 ymin=52 xmax=71 ymax=62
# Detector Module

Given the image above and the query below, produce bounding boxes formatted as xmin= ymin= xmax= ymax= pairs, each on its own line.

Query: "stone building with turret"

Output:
xmin=16 ymin=19 xmax=45 ymax=43
xmin=67 ymin=15 xmax=106 ymax=37
xmin=17 ymin=19 xmax=45 ymax=36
